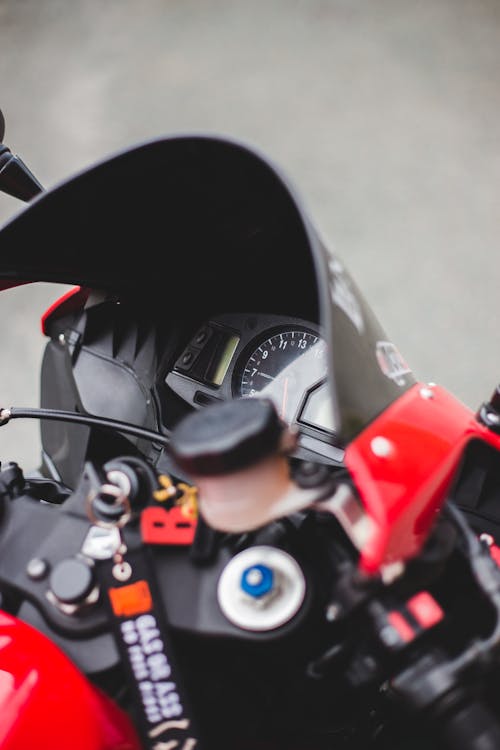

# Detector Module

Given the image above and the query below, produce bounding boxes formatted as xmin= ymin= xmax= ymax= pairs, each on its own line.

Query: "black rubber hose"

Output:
xmin=1 ymin=406 xmax=169 ymax=447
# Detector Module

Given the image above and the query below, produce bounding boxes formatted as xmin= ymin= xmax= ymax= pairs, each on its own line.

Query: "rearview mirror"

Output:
xmin=0 ymin=109 xmax=43 ymax=201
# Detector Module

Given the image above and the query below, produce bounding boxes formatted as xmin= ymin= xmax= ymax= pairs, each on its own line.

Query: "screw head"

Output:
xmin=370 ymin=436 xmax=393 ymax=458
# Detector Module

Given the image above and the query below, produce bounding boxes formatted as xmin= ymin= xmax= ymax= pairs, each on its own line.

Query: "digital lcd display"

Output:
xmin=208 ymin=334 xmax=240 ymax=386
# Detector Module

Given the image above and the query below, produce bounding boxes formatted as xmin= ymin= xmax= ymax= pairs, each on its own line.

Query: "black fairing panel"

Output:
xmin=1 ymin=132 xmax=414 ymax=456
xmin=0 ymin=135 xmax=321 ymax=322
xmin=39 ymin=337 xmax=91 ymax=484
xmin=323 ymin=254 xmax=416 ymax=442
xmin=40 ymin=298 xmax=166 ymax=486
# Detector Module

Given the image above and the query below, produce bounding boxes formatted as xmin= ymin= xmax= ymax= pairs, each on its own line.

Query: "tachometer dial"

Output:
xmin=235 ymin=328 xmax=328 ymax=425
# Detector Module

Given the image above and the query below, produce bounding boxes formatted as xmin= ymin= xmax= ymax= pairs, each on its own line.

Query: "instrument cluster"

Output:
xmin=165 ymin=312 xmax=344 ymax=465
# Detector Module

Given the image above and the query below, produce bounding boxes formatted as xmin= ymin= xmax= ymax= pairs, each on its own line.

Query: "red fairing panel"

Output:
xmin=0 ymin=611 xmax=141 ymax=750
xmin=40 ymin=285 xmax=90 ymax=335
xmin=344 ymin=382 xmax=500 ymax=575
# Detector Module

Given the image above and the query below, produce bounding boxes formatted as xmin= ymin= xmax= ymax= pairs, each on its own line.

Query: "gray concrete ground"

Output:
xmin=0 ymin=0 xmax=500 ymax=470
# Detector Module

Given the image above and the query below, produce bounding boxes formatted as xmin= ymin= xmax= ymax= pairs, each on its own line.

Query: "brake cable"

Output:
xmin=0 ymin=406 xmax=170 ymax=447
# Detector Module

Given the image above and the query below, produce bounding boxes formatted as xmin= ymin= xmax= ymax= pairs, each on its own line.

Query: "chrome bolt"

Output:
xmin=246 ymin=568 xmax=264 ymax=586
xmin=26 ymin=557 xmax=49 ymax=580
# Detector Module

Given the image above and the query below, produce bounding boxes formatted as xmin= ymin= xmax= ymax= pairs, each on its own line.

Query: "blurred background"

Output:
xmin=0 ymin=0 xmax=499 ymax=470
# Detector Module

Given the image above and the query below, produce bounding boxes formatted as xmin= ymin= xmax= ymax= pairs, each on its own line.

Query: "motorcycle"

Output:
xmin=1 ymin=107 xmax=500 ymax=750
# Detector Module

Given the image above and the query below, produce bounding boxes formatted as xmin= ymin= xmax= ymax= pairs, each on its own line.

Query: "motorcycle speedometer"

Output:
xmin=234 ymin=328 xmax=329 ymax=427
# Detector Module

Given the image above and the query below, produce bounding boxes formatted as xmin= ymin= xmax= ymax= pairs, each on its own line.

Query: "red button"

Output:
xmin=141 ymin=506 xmax=196 ymax=545
xmin=406 ymin=591 xmax=444 ymax=629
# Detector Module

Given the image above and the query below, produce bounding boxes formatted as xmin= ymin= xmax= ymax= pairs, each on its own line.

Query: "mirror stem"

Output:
xmin=0 ymin=144 xmax=43 ymax=201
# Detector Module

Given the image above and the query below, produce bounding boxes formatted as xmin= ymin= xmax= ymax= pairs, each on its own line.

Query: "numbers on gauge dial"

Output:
xmin=238 ymin=329 xmax=327 ymax=424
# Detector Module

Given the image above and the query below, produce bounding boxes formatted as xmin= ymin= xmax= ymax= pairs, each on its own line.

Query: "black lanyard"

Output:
xmin=96 ymin=531 xmax=202 ymax=750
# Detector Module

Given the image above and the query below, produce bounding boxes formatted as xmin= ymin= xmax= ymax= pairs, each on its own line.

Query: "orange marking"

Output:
xmin=109 ymin=579 xmax=153 ymax=617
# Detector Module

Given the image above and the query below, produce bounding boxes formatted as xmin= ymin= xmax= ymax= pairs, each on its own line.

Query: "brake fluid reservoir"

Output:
xmin=169 ymin=397 xmax=314 ymax=532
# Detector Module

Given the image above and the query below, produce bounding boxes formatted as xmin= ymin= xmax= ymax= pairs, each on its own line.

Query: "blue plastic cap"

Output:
xmin=240 ymin=563 xmax=274 ymax=598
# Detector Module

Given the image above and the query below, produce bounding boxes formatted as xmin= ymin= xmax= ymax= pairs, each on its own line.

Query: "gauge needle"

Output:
xmin=281 ymin=377 xmax=289 ymax=419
